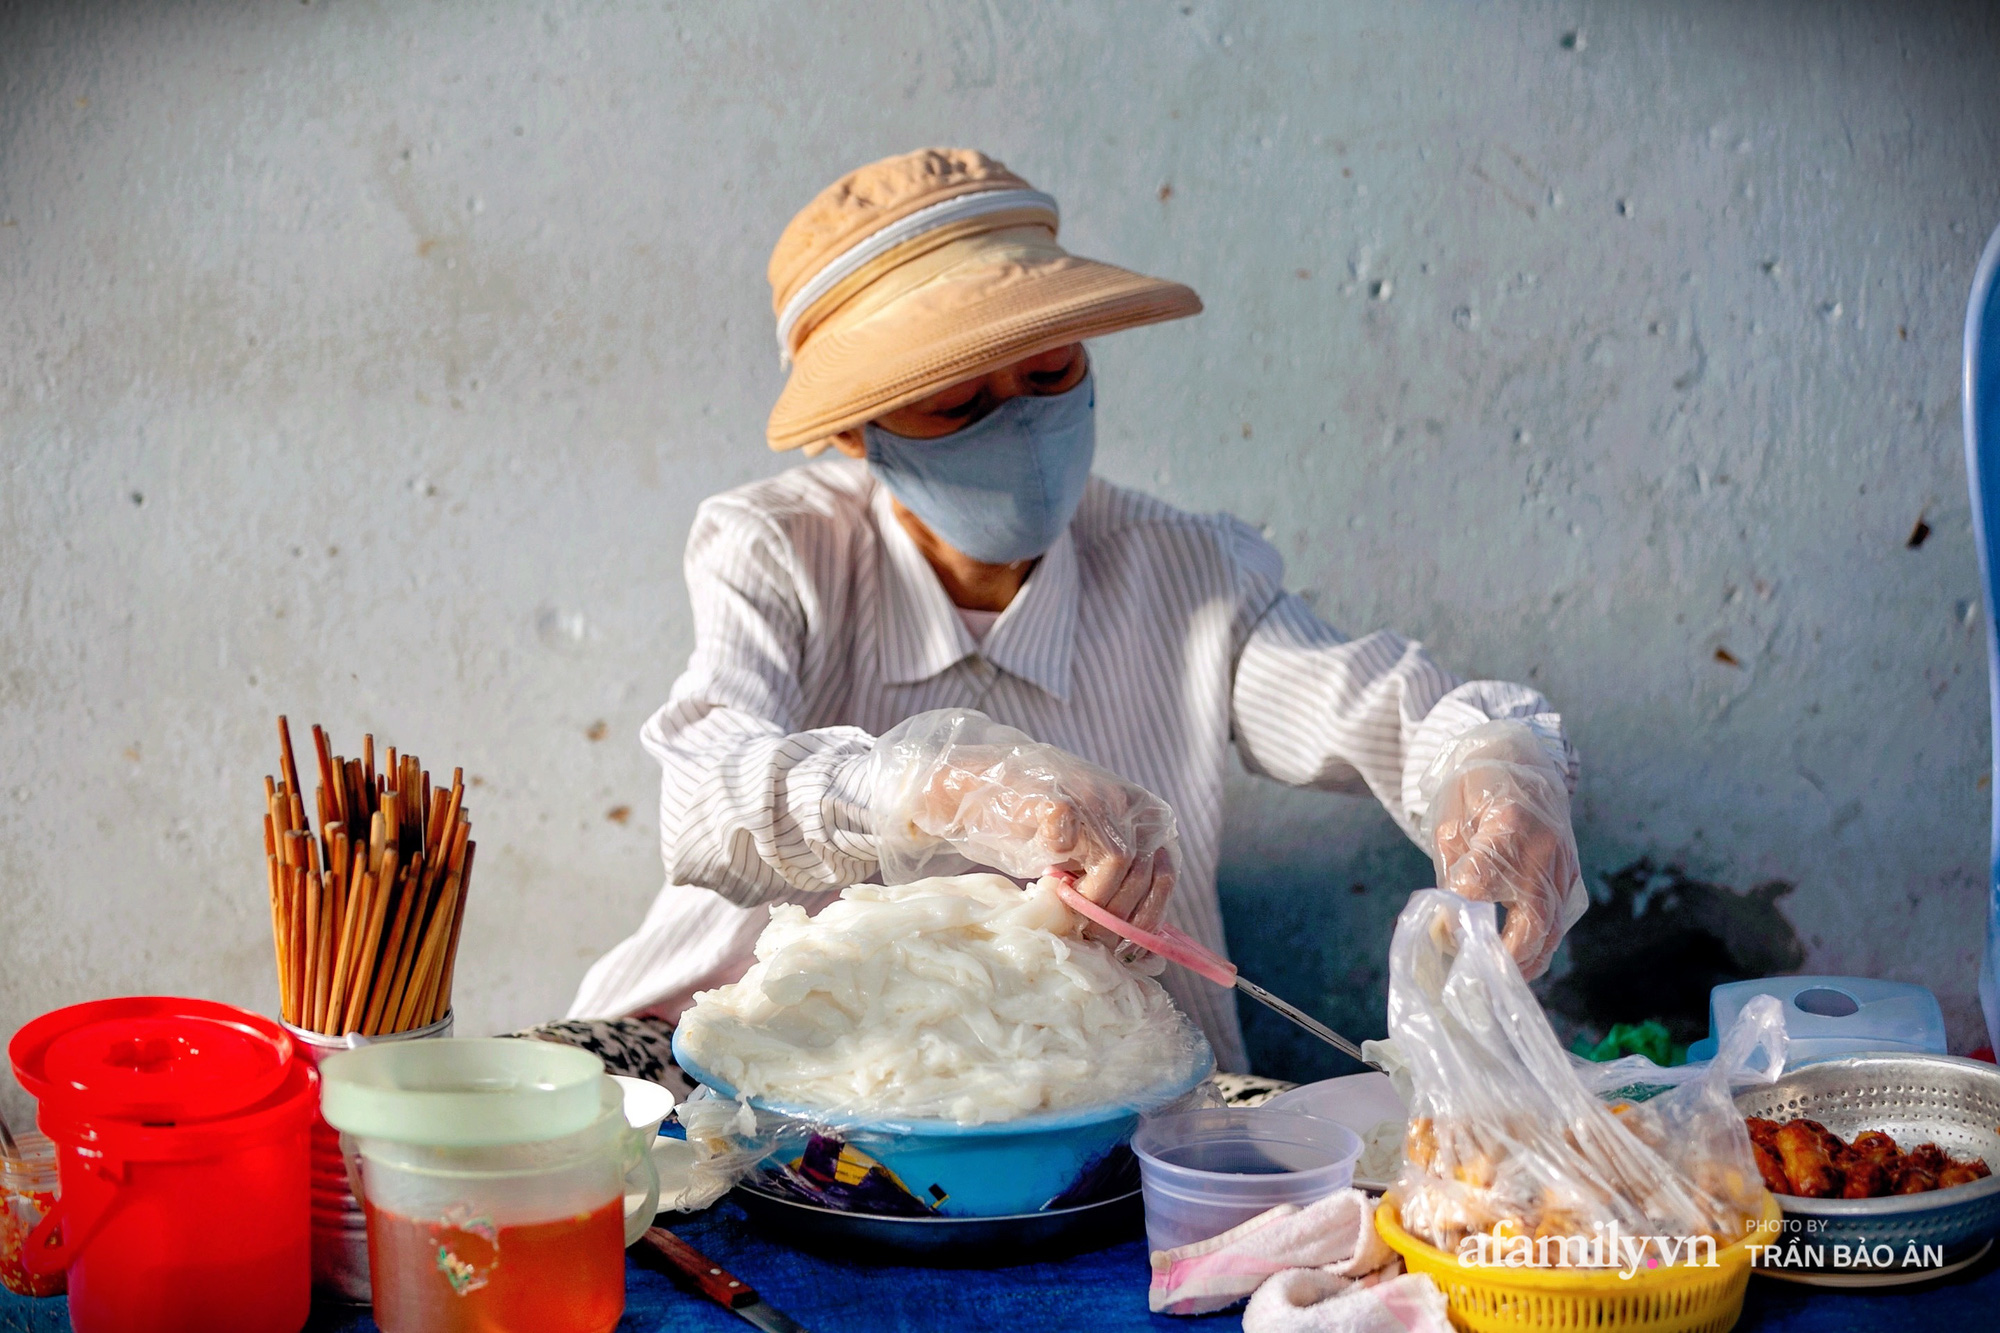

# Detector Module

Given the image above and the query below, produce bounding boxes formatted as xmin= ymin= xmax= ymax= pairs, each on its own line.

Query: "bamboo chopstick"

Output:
xmin=262 ymin=717 xmax=477 ymax=1036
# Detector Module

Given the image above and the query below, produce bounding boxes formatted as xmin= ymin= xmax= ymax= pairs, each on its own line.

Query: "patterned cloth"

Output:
xmin=1210 ymin=1073 xmax=1298 ymax=1107
xmin=506 ymin=1015 xmax=691 ymax=1097
xmin=571 ymin=457 xmax=1576 ymax=1073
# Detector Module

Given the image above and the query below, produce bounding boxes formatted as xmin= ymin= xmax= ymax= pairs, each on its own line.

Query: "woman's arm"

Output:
xmin=1223 ymin=519 xmax=1585 ymax=976
xmin=1223 ymin=519 xmax=1573 ymax=836
xmin=641 ymin=499 xmax=881 ymax=905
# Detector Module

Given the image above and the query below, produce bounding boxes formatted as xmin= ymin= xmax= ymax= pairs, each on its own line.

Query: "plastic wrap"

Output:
xmin=862 ymin=708 xmax=1179 ymax=931
xmin=657 ymin=1086 xmax=777 ymax=1213
xmin=1416 ymin=720 xmax=1587 ymax=979
xmin=1388 ymin=889 xmax=1784 ymax=1260
xmin=661 ymin=1076 xmax=1223 ymax=1217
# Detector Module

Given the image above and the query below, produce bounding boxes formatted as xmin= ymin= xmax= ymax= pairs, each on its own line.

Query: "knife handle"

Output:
xmin=641 ymin=1226 xmax=757 ymax=1310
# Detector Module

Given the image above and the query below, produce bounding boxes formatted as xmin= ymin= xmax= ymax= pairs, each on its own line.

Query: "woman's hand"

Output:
xmin=917 ymin=747 xmax=1178 ymax=932
xmin=867 ymin=709 xmax=1180 ymax=933
xmin=1419 ymin=721 xmax=1586 ymax=979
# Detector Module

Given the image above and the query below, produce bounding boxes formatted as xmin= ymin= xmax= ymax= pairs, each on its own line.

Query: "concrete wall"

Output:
xmin=5 ymin=1 xmax=1999 ymax=1118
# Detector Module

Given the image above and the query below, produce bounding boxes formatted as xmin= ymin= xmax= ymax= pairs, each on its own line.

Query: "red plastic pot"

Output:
xmin=8 ymin=996 xmax=316 ymax=1333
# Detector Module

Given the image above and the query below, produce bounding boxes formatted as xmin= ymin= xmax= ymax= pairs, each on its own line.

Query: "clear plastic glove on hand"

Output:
xmin=863 ymin=709 xmax=1179 ymax=932
xmin=1416 ymin=719 xmax=1586 ymax=979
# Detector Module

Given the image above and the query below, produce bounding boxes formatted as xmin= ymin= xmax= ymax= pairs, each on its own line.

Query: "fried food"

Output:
xmin=1848 ymin=1130 xmax=1898 ymax=1160
xmin=1891 ymin=1143 xmax=1937 ymax=1194
xmin=1773 ymin=1120 xmax=1842 ymax=1198
xmin=1394 ymin=1106 xmax=1752 ymax=1260
xmin=1939 ymin=1159 xmax=1993 ymax=1190
xmin=1905 ymin=1143 xmax=1948 ymax=1175
xmin=1744 ymin=1116 xmax=1991 ymax=1199
xmin=1752 ymin=1140 xmax=1791 ymax=1194
xmin=1840 ymin=1157 xmax=1890 ymax=1199
xmin=1894 ymin=1163 xmax=1939 ymax=1194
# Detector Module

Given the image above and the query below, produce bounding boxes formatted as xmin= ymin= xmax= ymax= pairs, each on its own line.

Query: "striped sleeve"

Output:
xmin=1223 ymin=518 xmax=1575 ymax=843
xmin=640 ymin=499 xmax=882 ymax=906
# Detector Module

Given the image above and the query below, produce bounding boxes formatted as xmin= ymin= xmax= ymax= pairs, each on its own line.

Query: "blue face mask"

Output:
xmin=863 ymin=372 xmax=1095 ymax=565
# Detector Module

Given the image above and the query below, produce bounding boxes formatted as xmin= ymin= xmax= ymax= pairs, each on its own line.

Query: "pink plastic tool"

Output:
xmin=1045 ymin=870 xmax=1238 ymax=987
xmin=1044 ymin=869 xmax=1381 ymax=1071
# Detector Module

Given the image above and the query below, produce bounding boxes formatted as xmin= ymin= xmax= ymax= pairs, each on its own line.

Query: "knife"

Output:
xmin=639 ymin=1225 xmax=812 ymax=1333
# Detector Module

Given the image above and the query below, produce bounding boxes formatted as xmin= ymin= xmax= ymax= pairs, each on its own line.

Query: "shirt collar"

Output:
xmin=871 ymin=482 xmax=1078 ymax=702
xmin=982 ymin=525 xmax=1077 ymax=702
xmin=874 ymin=483 xmax=975 ymax=684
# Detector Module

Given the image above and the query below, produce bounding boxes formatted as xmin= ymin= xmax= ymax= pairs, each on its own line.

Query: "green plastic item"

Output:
xmin=319 ymin=1037 xmax=606 ymax=1146
xmin=1570 ymin=1020 xmax=1687 ymax=1068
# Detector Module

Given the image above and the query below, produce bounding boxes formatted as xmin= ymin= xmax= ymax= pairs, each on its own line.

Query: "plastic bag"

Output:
xmin=861 ymin=708 xmax=1179 ymax=930
xmin=1569 ymin=1019 xmax=1787 ymax=1106
xmin=1388 ymin=889 xmax=1783 ymax=1262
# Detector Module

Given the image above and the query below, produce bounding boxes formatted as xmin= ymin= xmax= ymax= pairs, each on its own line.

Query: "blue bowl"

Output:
xmin=671 ymin=1029 xmax=1214 ymax=1217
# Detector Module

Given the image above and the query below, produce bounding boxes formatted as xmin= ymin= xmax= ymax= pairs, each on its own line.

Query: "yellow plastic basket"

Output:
xmin=1374 ymin=1193 xmax=1780 ymax=1333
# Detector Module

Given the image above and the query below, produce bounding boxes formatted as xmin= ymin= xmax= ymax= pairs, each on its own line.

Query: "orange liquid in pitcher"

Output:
xmin=364 ymin=1197 xmax=625 ymax=1333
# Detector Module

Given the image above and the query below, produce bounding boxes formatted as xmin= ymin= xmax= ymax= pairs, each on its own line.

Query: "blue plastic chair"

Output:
xmin=1963 ymin=221 xmax=2000 ymax=1054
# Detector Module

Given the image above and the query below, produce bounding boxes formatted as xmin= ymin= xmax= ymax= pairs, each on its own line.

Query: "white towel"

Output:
xmin=1244 ymin=1269 xmax=1451 ymax=1333
xmin=1148 ymin=1189 xmax=1449 ymax=1333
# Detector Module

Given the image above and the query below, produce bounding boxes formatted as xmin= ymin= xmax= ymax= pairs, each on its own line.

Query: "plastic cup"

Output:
xmin=1132 ymin=1107 xmax=1362 ymax=1253
xmin=1 ymin=1130 xmax=65 ymax=1298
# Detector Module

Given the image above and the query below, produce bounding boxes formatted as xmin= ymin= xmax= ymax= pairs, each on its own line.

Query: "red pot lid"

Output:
xmin=9 ymin=997 xmax=294 ymax=1123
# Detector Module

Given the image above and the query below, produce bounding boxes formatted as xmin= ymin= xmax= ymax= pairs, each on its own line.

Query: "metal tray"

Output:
xmin=1734 ymin=1054 xmax=2000 ymax=1271
xmin=729 ymin=1184 xmax=1142 ymax=1267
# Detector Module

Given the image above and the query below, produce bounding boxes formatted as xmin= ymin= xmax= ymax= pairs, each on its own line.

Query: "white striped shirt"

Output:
xmin=569 ymin=458 xmax=1575 ymax=1072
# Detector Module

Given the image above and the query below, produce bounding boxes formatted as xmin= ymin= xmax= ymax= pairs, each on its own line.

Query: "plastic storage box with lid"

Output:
xmin=1684 ymin=976 xmax=1946 ymax=1066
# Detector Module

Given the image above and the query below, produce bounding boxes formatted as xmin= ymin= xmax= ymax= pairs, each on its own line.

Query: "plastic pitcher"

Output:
xmin=7 ymin=996 xmax=316 ymax=1333
xmin=319 ymin=1038 xmax=664 ymax=1333
xmin=285 ymin=1010 xmax=454 ymax=1303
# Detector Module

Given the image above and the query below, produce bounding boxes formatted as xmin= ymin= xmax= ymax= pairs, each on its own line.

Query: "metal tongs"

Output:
xmin=1045 ymin=868 xmax=1383 ymax=1073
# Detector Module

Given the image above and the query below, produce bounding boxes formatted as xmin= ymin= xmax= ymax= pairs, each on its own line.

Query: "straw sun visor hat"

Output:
xmin=765 ymin=148 xmax=1202 ymax=451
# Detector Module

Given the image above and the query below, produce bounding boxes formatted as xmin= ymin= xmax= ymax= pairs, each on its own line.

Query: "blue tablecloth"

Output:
xmin=5 ymin=1199 xmax=1996 ymax=1332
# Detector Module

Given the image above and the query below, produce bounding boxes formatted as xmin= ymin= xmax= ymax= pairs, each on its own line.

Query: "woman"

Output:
xmin=557 ymin=148 xmax=1586 ymax=1078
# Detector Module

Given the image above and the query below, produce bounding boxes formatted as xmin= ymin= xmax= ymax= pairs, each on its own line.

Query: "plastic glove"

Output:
xmin=1416 ymin=719 xmax=1586 ymax=979
xmin=862 ymin=708 xmax=1179 ymax=933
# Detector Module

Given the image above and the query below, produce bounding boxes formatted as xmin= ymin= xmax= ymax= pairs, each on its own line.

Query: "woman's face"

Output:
xmin=831 ymin=343 xmax=1087 ymax=454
